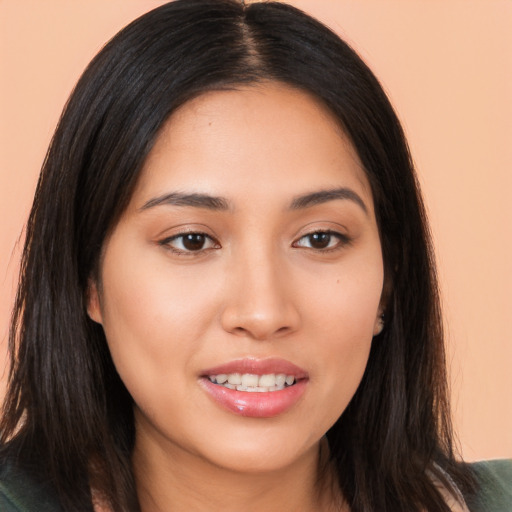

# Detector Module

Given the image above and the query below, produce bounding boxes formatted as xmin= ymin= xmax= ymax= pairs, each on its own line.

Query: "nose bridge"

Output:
xmin=221 ymin=240 xmax=300 ymax=340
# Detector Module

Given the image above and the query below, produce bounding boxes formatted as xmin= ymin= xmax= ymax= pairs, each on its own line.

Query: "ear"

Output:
xmin=86 ymin=279 xmax=103 ymax=325
xmin=373 ymin=308 xmax=385 ymax=336
xmin=373 ymin=273 xmax=392 ymax=336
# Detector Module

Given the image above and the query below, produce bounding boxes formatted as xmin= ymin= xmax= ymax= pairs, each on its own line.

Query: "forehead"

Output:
xmin=132 ymin=82 xmax=372 ymax=211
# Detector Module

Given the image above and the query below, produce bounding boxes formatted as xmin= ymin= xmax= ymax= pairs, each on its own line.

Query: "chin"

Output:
xmin=191 ymin=424 xmax=321 ymax=474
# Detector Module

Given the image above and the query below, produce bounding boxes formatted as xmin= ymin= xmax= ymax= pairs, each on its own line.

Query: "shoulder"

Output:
xmin=0 ymin=458 xmax=63 ymax=512
xmin=465 ymin=459 xmax=512 ymax=512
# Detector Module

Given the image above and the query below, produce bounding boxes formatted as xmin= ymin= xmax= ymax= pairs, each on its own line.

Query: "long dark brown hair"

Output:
xmin=1 ymin=1 xmax=476 ymax=510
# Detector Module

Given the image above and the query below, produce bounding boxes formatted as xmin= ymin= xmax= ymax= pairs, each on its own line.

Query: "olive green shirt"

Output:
xmin=1 ymin=459 xmax=511 ymax=511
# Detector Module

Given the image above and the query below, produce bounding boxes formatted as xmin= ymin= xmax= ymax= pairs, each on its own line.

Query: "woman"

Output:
xmin=0 ymin=1 xmax=510 ymax=511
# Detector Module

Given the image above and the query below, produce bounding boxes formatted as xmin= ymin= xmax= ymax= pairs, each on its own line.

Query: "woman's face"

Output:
xmin=88 ymin=83 xmax=384 ymax=474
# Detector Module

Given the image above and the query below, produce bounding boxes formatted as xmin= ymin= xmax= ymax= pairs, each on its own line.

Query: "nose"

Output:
xmin=220 ymin=247 xmax=301 ymax=341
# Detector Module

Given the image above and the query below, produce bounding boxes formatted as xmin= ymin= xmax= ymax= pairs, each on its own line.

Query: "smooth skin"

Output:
xmin=88 ymin=82 xmax=385 ymax=512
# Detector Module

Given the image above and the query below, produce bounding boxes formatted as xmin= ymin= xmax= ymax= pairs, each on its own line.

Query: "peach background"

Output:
xmin=0 ymin=1 xmax=510 ymax=461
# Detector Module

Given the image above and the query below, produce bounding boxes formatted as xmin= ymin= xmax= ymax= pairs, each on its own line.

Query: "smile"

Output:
xmin=208 ymin=373 xmax=296 ymax=392
xmin=200 ymin=358 xmax=308 ymax=417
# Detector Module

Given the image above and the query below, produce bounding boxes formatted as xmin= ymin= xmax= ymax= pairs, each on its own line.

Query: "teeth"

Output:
xmin=241 ymin=374 xmax=259 ymax=387
xmin=208 ymin=373 xmax=297 ymax=392
xmin=258 ymin=374 xmax=275 ymax=387
xmin=227 ymin=373 xmax=242 ymax=385
xmin=275 ymin=374 xmax=286 ymax=386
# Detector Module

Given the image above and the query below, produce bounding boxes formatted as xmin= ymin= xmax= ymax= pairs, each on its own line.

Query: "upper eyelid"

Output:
xmin=292 ymin=229 xmax=352 ymax=251
xmin=157 ymin=226 xmax=351 ymax=249
xmin=299 ymin=228 xmax=344 ymax=236
xmin=161 ymin=232 xmax=217 ymax=243
xmin=164 ymin=231 xmax=212 ymax=240
xmin=295 ymin=230 xmax=349 ymax=240
xmin=292 ymin=219 xmax=349 ymax=235
xmin=159 ymin=228 xmax=348 ymax=240
xmin=158 ymin=232 xmax=220 ymax=256
xmin=159 ymin=228 xmax=217 ymax=242
xmin=294 ymin=227 xmax=349 ymax=240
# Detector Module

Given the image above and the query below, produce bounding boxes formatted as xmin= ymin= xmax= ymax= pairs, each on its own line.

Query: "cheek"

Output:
xmin=100 ymin=239 xmax=221 ymax=334
xmin=96 ymin=247 xmax=224 ymax=398
xmin=303 ymin=323 xmax=374 ymax=435
xmin=302 ymin=254 xmax=383 ymax=336
xmin=297 ymin=256 xmax=382 ymax=425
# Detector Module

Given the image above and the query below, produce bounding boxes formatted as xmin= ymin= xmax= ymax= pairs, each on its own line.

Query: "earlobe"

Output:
xmin=373 ymin=311 xmax=385 ymax=336
xmin=86 ymin=279 xmax=103 ymax=325
xmin=374 ymin=278 xmax=390 ymax=336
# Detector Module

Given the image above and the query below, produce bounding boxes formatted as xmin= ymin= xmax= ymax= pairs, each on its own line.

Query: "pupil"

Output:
xmin=310 ymin=232 xmax=330 ymax=249
xmin=183 ymin=234 xmax=205 ymax=251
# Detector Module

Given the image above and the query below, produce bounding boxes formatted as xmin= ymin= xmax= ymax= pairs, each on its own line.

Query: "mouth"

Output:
xmin=207 ymin=372 xmax=297 ymax=392
xmin=199 ymin=358 xmax=308 ymax=417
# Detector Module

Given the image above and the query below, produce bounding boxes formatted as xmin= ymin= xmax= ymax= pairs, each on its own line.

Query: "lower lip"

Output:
xmin=200 ymin=378 xmax=308 ymax=418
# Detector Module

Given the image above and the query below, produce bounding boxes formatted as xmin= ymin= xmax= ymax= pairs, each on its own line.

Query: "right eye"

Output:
xmin=159 ymin=232 xmax=219 ymax=254
xmin=292 ymin=230 xmax=351 ymax=252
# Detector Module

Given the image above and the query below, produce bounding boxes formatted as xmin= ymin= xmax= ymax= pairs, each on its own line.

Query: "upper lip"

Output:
xmin=201 ymin=357 xmax=308 ymax=378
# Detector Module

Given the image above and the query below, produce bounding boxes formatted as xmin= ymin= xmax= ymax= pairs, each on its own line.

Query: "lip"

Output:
xmin=201 ymin=357 xmax=308 ymax=378
xmin=199 ymin=358 xmax=309 ymax=418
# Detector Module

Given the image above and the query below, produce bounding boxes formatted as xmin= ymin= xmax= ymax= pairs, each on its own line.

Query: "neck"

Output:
xmin=132 ymin=425 xmax=344 ymax=512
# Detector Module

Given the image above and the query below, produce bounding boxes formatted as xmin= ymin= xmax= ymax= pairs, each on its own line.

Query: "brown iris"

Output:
xmin=182 ymin=233 xmax=207 ymax=251
xmin=308 ymin=232 xmax=332 ymax=249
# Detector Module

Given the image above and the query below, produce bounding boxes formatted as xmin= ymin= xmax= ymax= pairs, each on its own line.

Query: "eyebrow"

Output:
xmin=140 ymin=192 xmax=231 ymax=211
xmin=139 ymin=187 xmax=368 ymax=214
xmin=289 ymin=187 xmax=368 ymax=214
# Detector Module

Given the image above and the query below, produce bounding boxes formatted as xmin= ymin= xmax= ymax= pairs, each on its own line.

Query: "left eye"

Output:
xmin=161 ymin=233 xmax=218 ymax=253
xmin=293 ymin=231 xmax=348 ymax=250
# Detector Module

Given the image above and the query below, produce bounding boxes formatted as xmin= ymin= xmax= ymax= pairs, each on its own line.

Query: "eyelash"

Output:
xmin=292 ymin=230 xmax=351 ymax=252
xmin=158 ymin=230 xmax=351 ymax=255
xmin=159 ymin=232 xmax=220 ymax=255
